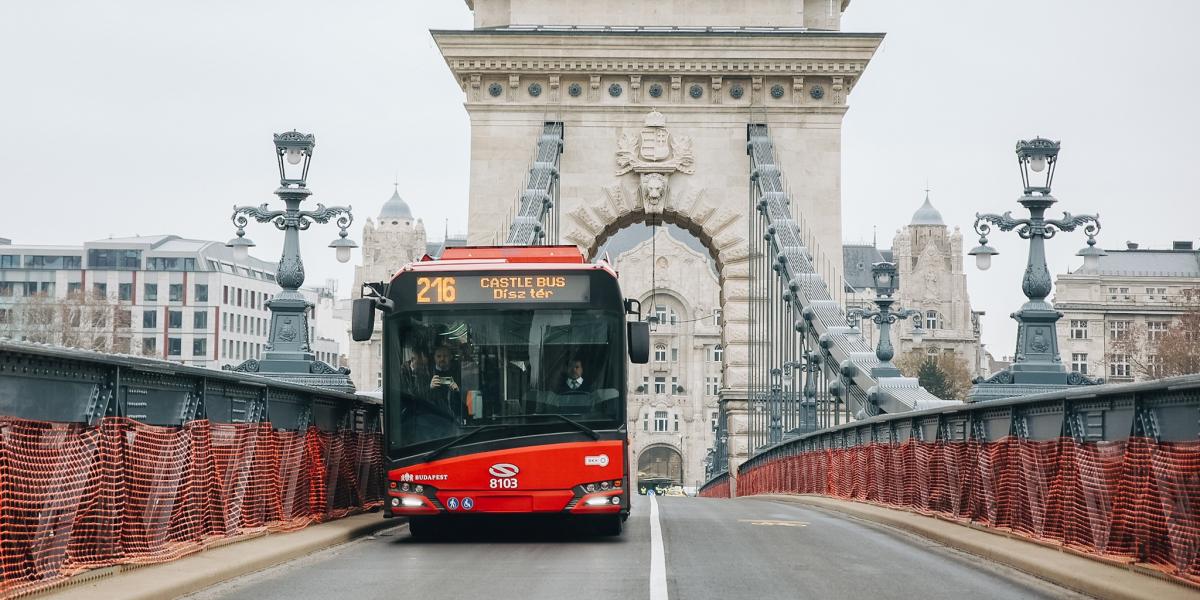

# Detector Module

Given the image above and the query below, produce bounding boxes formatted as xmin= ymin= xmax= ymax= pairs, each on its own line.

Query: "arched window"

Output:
xmin=713 ymin=344 xmax=723 ymax=362
xmin=925 ymin=310 xmax=942 ymax=330
xmin=654 ymin=344 xmax=667 ymax=362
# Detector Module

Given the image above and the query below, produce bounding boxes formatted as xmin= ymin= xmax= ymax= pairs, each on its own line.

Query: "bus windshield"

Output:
xmin=384 ymin=307 xmax=625 ymax=456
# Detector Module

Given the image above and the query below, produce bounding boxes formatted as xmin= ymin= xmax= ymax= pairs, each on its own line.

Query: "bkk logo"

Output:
xmin=584 ymin=454 xmax=609 ymax=467
xmin=488 ymin=463 xmax=519 ymax=478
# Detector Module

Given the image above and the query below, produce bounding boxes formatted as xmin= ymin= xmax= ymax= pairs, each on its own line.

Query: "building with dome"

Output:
xmin=348 ymin=186 xmax=428 ymax=390
xmin=843 ymin=192 xmax=986 ymax=381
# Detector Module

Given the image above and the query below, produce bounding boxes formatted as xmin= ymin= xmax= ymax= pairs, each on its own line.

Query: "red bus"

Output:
xmin=352 ymin=246 xmax=650 ymax=537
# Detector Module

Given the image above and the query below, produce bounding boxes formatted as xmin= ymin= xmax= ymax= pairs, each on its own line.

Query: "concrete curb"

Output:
xmin=755 ymin=494 xmax=1197 ymax=600
xmin=33 ymin=512 xmax=402 ymax=600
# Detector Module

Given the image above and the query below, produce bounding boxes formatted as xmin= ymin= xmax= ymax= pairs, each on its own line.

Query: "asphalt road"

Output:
xmin=188 ymin=495 xmax=1085 ymax=600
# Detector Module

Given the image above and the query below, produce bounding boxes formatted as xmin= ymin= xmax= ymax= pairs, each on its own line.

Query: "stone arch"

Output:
xmin=636 ymin=443 xmax=685 ymax=489
xmin=564 ymin=200 xmax=753 ymax=477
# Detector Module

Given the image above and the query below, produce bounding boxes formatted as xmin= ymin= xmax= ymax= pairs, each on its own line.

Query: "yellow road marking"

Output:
xmin=738 ymin=519 xmax=809 ymax=527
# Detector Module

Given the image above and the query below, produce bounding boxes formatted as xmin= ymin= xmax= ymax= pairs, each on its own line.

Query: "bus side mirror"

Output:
xmin=351 ymin=298 xmax=376 ymax=342
xmin=628 ymin=321 xmax=650 ymax=364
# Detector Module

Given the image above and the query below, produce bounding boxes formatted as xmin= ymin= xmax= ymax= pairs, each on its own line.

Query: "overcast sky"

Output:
xmin=2 ymin=1 xmax=1198 ymax=357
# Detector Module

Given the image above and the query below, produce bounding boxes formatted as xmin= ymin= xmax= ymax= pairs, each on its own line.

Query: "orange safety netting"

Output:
xmin=698 ymin=474 xmax=731 ymax=499
xmin=737 ymin=437 xmax=1200 ymax=585
xmin=0 ymin=416 xmax=384 ymax=599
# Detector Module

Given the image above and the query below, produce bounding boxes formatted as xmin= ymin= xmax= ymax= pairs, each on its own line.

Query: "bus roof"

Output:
xmin=393 ymin=245 xmax=617 ymax=281
xmin=435 ymin=246 xmax=585 ymax=263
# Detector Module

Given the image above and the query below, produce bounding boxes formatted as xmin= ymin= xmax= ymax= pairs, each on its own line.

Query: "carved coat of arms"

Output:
xmin=615 ymin=110 xmax=695 ymax=214
xmin=279 ymin=318 xmax=296 ymax=342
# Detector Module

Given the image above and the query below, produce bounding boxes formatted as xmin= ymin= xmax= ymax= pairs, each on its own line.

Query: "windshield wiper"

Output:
xmin=494 ymin=413 xmax=600 ymax=440
xmin=422 ymin=425 xmax=504 ymax=462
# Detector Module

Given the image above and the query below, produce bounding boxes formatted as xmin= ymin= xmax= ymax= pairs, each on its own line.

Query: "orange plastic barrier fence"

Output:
xmin=737 ymin=436 xmax=1200 ymax=585
xmin=697 ymin=475 xmax=731 ymax=499
xmin=0 ymin=416 xmax=384 ymax=599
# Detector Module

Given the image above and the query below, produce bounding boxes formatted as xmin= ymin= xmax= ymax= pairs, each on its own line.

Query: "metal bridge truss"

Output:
xmin=504 ymin=122 xmax=564 ymax=246
xmin=740 ymin=124 xmax=951 ymax=454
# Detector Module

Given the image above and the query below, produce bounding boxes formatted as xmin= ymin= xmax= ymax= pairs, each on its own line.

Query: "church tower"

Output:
xmin=348 ymin=186 xmax=428 ymax=390
xmin=891 ymin=192 xmax=984 ymax=376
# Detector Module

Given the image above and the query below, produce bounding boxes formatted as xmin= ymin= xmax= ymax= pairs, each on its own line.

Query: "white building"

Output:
xmin=1054 ymin=240 xmax=1200 ymax=383
xmin=0 ymin=235 xmax=343 ymax=370
xmin=615 ymin=228 xmax=722 ymax=492
xmin=843 ymin=193 xmax=986 ymax=378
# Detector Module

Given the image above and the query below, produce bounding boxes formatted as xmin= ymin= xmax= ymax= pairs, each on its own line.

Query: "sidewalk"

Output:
xmin=758 ymin=494 xmax=1197 ymax=600
xmin=32 ymin=513 xmax=401 ymax=600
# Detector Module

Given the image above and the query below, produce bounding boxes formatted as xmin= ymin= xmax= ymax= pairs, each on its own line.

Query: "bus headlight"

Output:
xmin=401 ymin=497 xmax=424 ymax=508
xmin=585 ymin=497 xmax=613 ymax=506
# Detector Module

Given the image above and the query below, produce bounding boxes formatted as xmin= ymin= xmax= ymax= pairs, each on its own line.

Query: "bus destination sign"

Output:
xmin=414 ymin=274 xmax=590 ymax=304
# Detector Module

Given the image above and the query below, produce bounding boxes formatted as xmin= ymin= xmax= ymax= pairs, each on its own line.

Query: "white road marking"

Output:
xmin=737 ymin=519 xmax=809 ymax=527
xmin=649 ymin=495 xmax=669 ymax=600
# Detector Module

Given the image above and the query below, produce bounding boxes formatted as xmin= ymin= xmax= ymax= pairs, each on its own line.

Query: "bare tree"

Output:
xmin=7 ymin=290 xmax=127 ymax=352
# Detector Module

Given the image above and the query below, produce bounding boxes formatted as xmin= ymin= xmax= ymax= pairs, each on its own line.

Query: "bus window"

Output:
xmin=384 ymin=308 xmax=625 ymax=456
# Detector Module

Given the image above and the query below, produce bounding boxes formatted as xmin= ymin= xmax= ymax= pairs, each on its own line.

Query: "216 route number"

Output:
xmin=416 ymin=277 xmax=456 ymax=303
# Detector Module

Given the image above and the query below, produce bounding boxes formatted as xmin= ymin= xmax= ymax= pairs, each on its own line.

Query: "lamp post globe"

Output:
xmin=911 ymin=324 xmax=926 ymax=345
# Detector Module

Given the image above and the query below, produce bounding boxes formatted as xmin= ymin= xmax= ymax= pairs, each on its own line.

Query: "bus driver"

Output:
xmin=557 ymin=357 xmax=592 ymax=394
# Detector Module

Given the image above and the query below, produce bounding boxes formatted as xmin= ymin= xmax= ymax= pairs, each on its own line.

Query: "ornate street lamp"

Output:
xmin=848 ymin=261 xmax=925 ymax=378
xmin=968 ymin=137 xmax=1104 ymax=401
xmin=223 ymin=131 xmax=358 ymax=392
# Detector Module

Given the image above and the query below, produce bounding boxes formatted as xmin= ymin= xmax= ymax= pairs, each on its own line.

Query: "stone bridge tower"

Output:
xmin=434 ymin=0 xmax=880 ymax=486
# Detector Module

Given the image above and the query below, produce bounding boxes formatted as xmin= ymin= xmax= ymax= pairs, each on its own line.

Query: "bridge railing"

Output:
xmin=707 ymin=374 xmax=1200 ymax=586
xmin=0 ymin=340 xmax=383 ymax=599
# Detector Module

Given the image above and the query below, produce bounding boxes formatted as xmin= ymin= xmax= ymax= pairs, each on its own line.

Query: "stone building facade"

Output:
xmin=615 ymin=228 xmax=722 ymax=492
xmin=348 ymin=187 xmax=428 ymax=391
xmin=437 ymin=0 xmax=879 ymax=475
xmin=1054 ymin=241 xmax=1200 ymax=383
xmin=843 ymin=194 xmax=986 ymax=380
